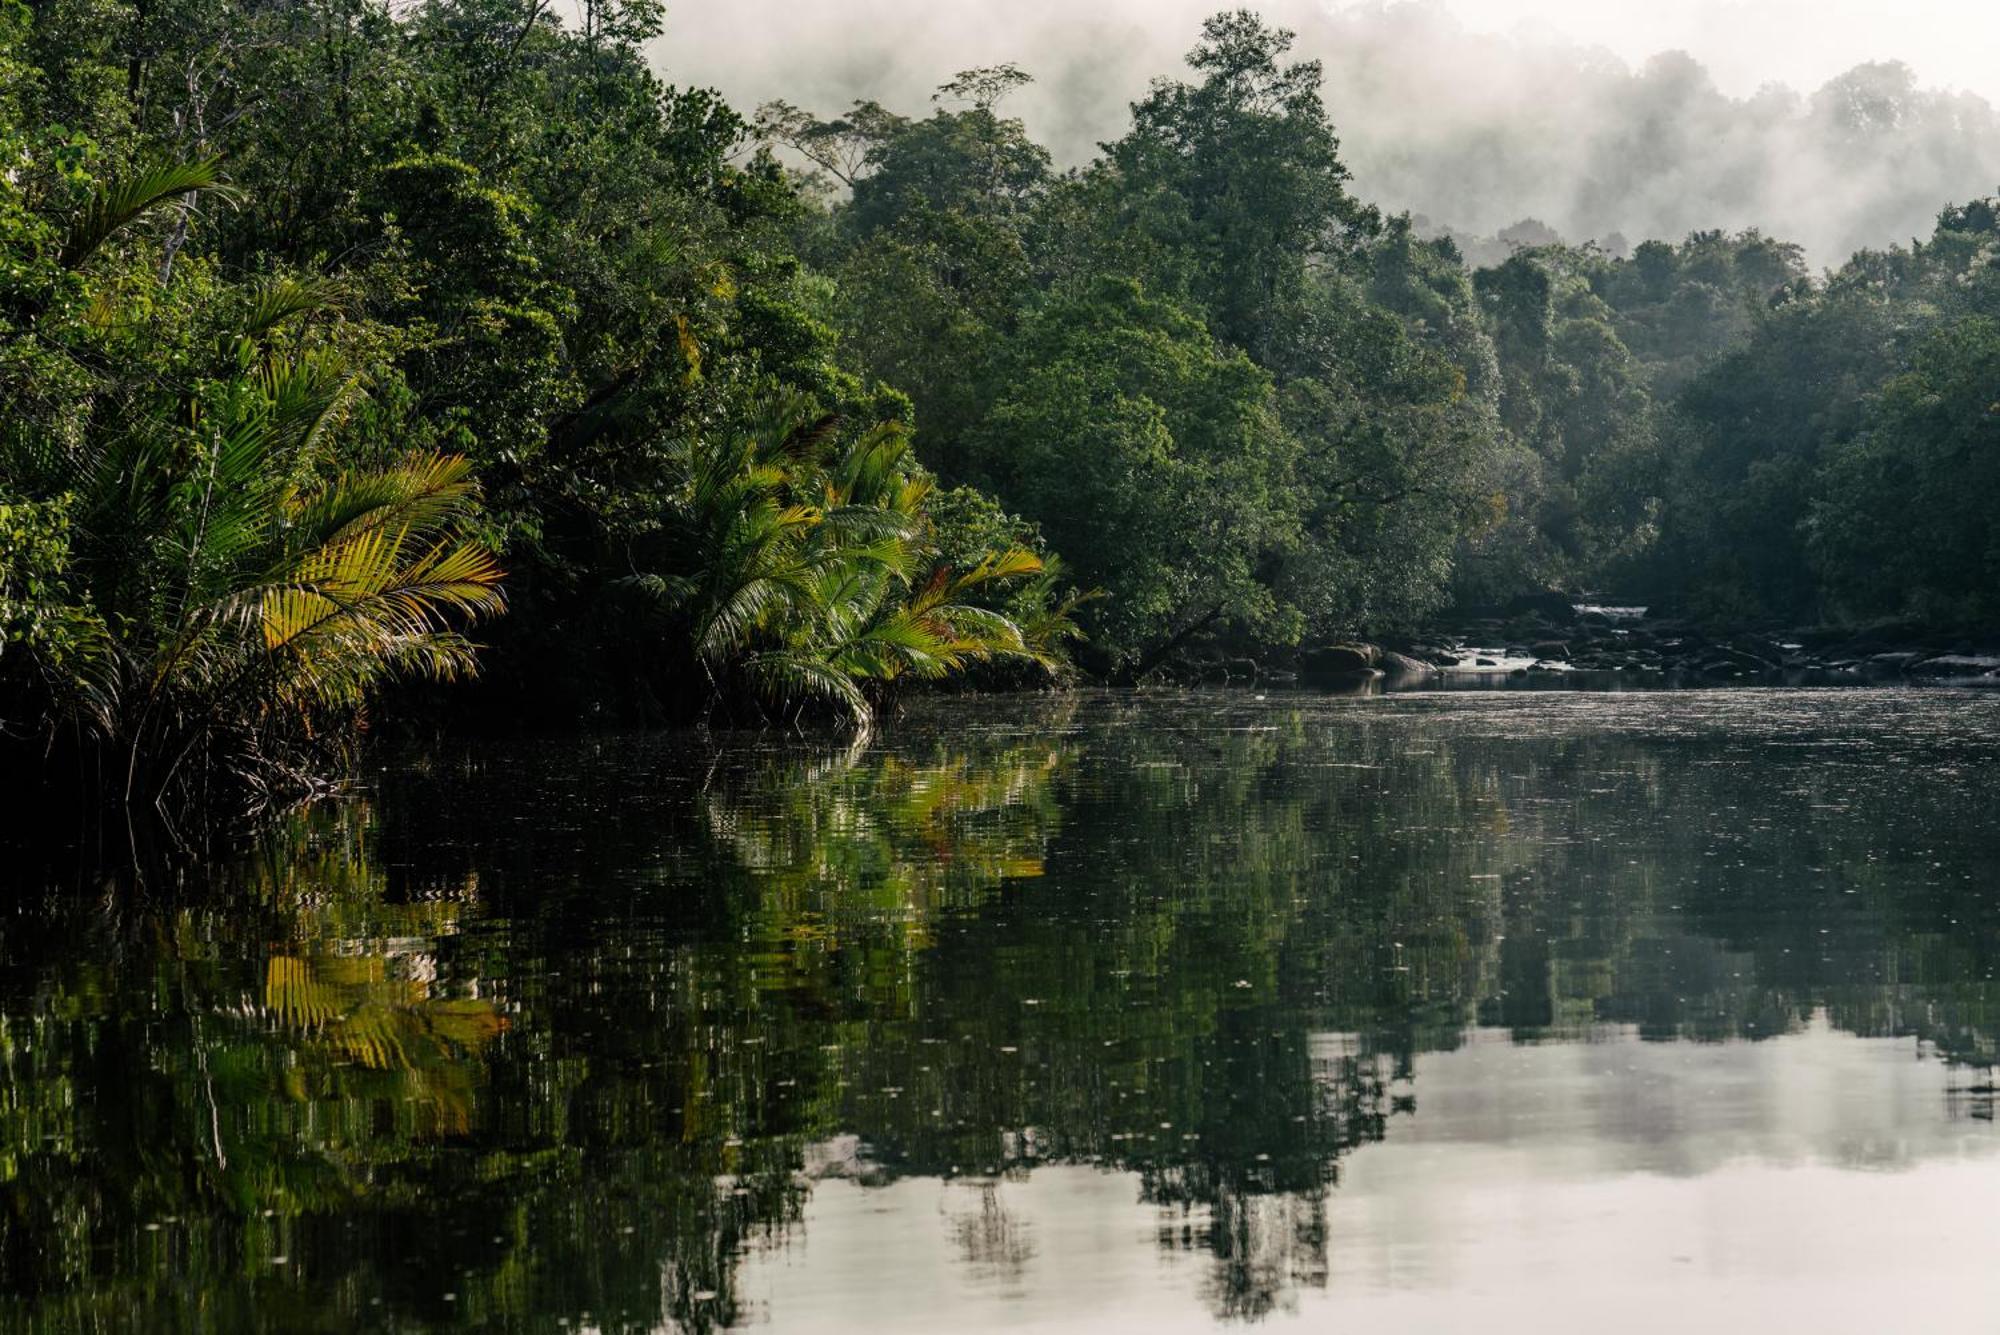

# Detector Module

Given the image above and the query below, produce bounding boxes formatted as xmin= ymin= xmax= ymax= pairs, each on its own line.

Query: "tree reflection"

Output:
xmin=6 ymin=693 xmax=2000 ymax=1328
xmin=0 ymin=810 xmax=506 ymax=1330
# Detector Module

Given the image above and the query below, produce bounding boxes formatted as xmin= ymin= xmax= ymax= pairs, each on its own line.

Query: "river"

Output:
xmin=7 ymin=688 xmax=2000 ymax=1331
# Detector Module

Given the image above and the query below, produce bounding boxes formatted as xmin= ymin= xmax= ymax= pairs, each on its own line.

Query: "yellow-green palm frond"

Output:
xmin=956 ymin=546 xmax=1045 ymax=589
xmin=829 ymin=609 xmax=968 ymax=681
xmin=910 ymin=547 xmax=1045 ymax=616
xmin=931 ymin=604 xmax=1034 ymax=653
xmin=263 ymin=529 xmax=504 ymax=650
xmin=829 ymin=421 xmax=914 ymax=509
xmin=60 ymin=157 xmax=241 ymax=269
xmin=820 ymin=502 xmax=917 ymax=548
xmin=264 ymin=956 xmax=341 ymax=1031
xmin=236 ymin=275 xmax=347 ymax=338
xmin=649 ymin=405 xmax=1086 ymax=721
xmin=743 ymin=650 xmax=873 ymax=725
xmin=283 ymin=452 xmax=482 ymax=551
xmin=694 ymin=572 xmax=812 ymax=662
xmin=893 ymin=473 xmax=936 ymax=516
xmin=254 ymin=454 xmax=505 ymax=710
xmin=1014 ymin=556 xmax=1101 ymax=660
xmin=259 ymin=346 xmax=359 ymax=462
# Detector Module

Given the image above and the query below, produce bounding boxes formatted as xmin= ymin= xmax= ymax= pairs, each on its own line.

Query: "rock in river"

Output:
xmin=1301 ymin=643 xmax=1380 ymax=679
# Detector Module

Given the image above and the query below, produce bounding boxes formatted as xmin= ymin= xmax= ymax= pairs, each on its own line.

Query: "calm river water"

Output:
xmin=9 ymin=688 xmax=2000 ymax=1332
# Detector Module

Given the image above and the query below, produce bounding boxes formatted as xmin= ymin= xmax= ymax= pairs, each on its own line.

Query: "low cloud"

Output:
xmin=655 ymin=0 xmax=2000 ymax=264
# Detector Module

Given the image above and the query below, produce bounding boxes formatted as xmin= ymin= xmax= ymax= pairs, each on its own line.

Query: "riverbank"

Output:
xmin=1168 ymin=600 xmax=2000 ymax=689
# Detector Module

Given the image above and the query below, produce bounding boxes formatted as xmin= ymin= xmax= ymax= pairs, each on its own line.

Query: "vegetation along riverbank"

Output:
xmin=6 ymin=2 xmax=2000 ymax=821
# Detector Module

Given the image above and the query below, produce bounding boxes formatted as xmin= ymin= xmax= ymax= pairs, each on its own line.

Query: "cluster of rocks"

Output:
xmin=1294 ymin=595 xmax=2000 ymax=688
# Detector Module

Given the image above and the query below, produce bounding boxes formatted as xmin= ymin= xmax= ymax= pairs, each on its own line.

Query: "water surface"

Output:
xmin=8 ymin=689 xmax=2000 ymax=1332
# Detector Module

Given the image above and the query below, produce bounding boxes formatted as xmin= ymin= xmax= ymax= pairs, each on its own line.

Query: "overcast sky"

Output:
xmin=659 ymin=0 xmax=2000 ymax=107
xmin=1430 ymin=0 xmax=2000 ymax=101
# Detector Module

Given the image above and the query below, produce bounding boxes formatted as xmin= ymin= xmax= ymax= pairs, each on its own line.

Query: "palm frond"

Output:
xmin=60 ymin=158 xmax=240 ymax=270
xmin=953 ymin=546 xmax=1045 ymax=591
xmin=260 ymin=346 xmax=358 ymax=461
xmin=742 ymin=651 xmax=872 ymax=725
xmin=282 ymin=452 xmax=480 ymax=552
xmin=237 ymin=275 xmax=347 ymax=337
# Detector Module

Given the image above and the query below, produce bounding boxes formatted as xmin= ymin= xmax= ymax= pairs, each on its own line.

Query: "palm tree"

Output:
xmin=627 ymin=402 xmax=1075 ymax=727
xmin=2 ymin=161 xmax=506 ymax=814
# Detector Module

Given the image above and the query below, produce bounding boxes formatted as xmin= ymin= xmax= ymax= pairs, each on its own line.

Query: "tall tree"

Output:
xmin=1093 ymin=9 xmax=1374 ymax=362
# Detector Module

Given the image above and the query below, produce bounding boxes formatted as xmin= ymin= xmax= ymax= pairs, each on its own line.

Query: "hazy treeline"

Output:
xmin=4 ymin=0 xmax=1999 ymax=816
xmin=665 ymin=0 xmax=2000 ymax=266
xmin=759 ymin=14 xmax=2000 ymax=633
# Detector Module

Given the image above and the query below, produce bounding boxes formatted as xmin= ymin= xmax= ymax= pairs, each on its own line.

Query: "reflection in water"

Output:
xmin=4 ymin=688 xmax=2000 ymax=1330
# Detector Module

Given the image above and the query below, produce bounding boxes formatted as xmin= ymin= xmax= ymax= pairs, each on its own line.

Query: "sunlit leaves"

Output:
xmin=2 ymin=193 xmax=507 ymax=810
xmin=625 ymin=400 xmax=1073 ymax=726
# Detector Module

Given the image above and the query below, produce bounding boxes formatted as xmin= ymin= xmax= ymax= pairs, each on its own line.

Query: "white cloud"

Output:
xmin=1427 ymin=0 xmax=2000 ymax=102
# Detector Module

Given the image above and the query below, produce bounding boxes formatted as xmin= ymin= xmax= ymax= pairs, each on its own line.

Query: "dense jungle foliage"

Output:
xmin=4 ymin=0 xmax=1999 ymax=812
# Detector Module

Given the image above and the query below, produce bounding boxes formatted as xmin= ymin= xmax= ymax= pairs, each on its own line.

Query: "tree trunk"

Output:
xmin=1114 ymin=604 xmax=1226 ymax=686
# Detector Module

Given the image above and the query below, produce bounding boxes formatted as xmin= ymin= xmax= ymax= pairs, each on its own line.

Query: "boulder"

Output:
xmin=1713 ymin=648 xmax=1778 ymax=673
xmin=1379 ymin=650 xmax=1436 ymax=679
xmin=1529 ymin=640 xmax=1571 ymax=661
xmin=1301 ymin=643 xmax=1380 ymax=679
xmin=1909 ymin=654 xmax=2000 ymax=679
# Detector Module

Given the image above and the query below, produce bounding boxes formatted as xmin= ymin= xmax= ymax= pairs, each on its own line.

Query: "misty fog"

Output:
xmin=657 ymin=0 xmax=2000 ymax=265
